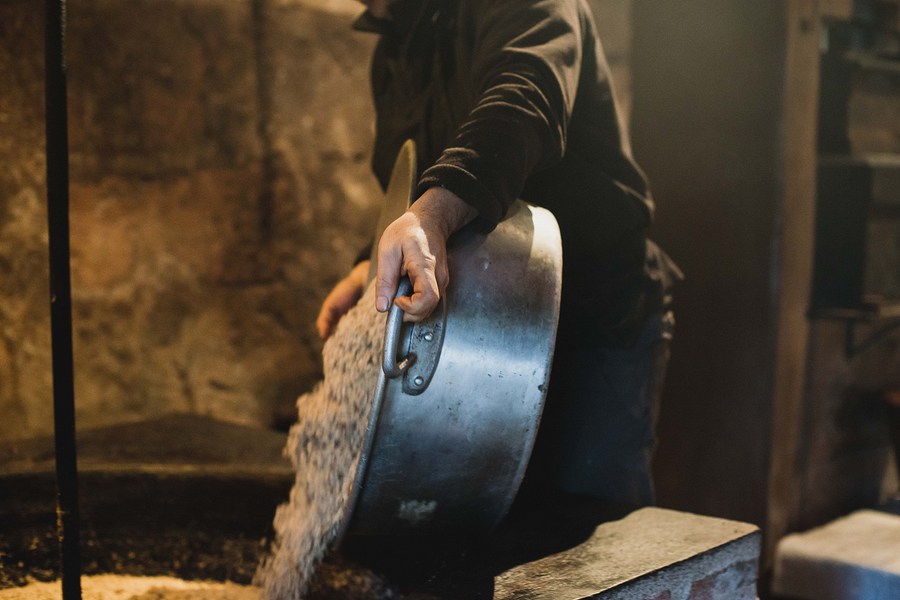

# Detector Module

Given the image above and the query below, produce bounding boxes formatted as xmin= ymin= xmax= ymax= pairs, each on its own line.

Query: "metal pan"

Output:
xmin=340 ymin=141 xmax=562 ymax=536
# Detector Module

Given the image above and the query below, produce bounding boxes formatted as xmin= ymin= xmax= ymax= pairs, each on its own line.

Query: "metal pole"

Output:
xmin=44 ymin=0 xmax=82 ymax=597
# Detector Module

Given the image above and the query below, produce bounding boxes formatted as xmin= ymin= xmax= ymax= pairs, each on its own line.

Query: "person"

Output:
xmin=316 ymin=0 xmax=681 ymax=510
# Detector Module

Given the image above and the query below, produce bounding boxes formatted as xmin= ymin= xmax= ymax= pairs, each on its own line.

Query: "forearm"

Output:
xmin=409 ymin=186 xmax=479 ymax=240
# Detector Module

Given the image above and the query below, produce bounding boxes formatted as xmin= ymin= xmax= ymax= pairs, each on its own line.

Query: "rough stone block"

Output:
xmin=772 ymin=510 xmax=900 ymax=600
xmin=494 ymin=507 xmax=760 ymax=600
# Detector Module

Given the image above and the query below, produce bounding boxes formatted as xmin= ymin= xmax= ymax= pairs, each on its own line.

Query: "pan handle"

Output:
xmin=383 ymin=277 xmax=415 ymax=378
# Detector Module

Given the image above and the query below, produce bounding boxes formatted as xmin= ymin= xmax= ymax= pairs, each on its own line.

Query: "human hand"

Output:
xmin=375 ymin=187 xmax=477 ymax=322
xmin=316 ymin=260 xmax=370 ymax=339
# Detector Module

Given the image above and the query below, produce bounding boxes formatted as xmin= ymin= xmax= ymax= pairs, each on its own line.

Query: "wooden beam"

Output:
xmin=765 ymin=0 xmax=825 ymax=567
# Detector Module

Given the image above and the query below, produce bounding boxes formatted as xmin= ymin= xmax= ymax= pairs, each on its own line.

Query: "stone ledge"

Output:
xmin=495 ymin=507 xmax=761 ymax=600
xmin=772 ymin=510 xmax=900 ymax=600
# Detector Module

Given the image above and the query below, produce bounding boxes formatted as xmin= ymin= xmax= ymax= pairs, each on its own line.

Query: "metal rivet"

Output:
xmin=413 ymin=376 xmax=425 ymax=387
xmin=423 ymin=331 xmax=434 ymax=342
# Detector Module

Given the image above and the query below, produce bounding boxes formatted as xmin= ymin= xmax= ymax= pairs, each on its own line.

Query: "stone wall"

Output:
xmin=0 ymin=0 xmax=635 ymax=440
xmin=1 ymin=1 xmax=58 ymax=439
xmin=0 ymin=0 xmax=380 ymax=438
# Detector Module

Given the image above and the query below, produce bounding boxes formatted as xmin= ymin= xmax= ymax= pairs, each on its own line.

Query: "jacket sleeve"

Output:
xmin=417 ymin=0 xmax=583 ymax=229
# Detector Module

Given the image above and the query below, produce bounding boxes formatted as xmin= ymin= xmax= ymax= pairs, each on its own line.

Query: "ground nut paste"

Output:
xmin=257 ymin=282 xmax=384 ymax=599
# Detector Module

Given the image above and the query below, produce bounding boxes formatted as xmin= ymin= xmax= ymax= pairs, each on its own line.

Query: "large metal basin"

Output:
xmin=341 ymin=142 xmax=562 ymax=536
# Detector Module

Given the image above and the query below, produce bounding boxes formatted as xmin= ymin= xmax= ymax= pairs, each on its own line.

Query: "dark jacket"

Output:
xmin=356 ymin=0 xmax=676 ymax=344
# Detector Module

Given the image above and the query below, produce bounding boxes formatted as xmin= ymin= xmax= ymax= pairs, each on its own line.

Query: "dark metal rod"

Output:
xmin=44 ymin=0 xmax=82 ymax=597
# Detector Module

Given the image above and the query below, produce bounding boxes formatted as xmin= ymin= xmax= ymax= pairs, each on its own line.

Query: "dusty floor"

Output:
xmin=0 ymin=487 xmax=634 ymax=599
xmin=0 ymin=521 xmax=264 ymax=589
xmin=0 ymin=416 xmax=635 ymax=599
xmin=0 ymin=561 xmax=402 ymax=600
xmin=0 ymin=575 xmax=258 ymax=600
xmin=0 ymin=416 xmax=291 ymax=589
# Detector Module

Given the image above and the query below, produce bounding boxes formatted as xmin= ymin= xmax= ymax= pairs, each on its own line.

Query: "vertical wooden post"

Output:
xmin=44 ymin=0 xmax=82 ymax=597
xmin=764 ymin=0 xmax=852 ymax=566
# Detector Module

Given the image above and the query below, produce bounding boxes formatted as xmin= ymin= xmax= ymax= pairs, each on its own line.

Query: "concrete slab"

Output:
xmin=772 ymin=510 xmax=900 ymax=600
xmin=494 ymin=507 xmax=761 ymax=600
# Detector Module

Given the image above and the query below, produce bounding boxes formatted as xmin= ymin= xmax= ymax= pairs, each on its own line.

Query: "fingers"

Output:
xmin=376 ymin=214 xmax=447 ymax=322
xmin=394 ymin=255 xmax=445 ymax=321
xmin=316 ymin=290 xmax=349 ymax=339
xmin=315 ymin=303 xmax=341 ymax=339
xmin=316 ymin=265 xmax=368 ymax=339
xmin=375 ymin=238 xmax=402 ymax=313
xmin=317 ymin=289 xmax=358 ymax=338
